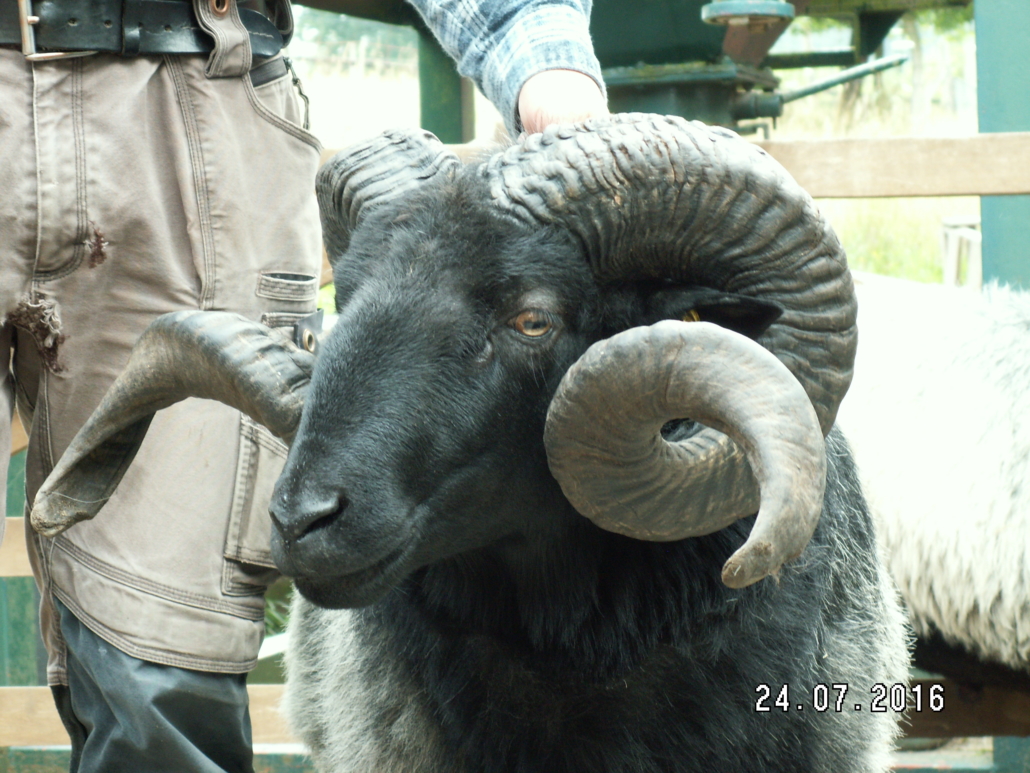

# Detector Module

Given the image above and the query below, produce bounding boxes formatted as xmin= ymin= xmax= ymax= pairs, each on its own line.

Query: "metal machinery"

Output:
xmin=296 ymin=0 xmax=969 ymax=141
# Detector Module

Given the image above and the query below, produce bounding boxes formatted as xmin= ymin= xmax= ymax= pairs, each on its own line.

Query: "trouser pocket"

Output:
xmin=222 ymin=309 xmax=316 ymax=596
xmin=222 ymin=414 xmax=287 ymax=595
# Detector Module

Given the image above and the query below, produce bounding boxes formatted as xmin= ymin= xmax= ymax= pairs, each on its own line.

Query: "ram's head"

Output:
xmin=32 ymin=115 xmax=855 ymax=609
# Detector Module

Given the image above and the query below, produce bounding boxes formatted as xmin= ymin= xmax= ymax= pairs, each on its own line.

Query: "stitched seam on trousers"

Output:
xmin=256 ymin=272 xmax=318 ymax=301
xmin=14 ymin=373 xmax=36 ymax=423
xmin=34 ymin=358 xmax=68 ymax=676
xmin=14 ymin=320 xmax=66 ymax=678
xmin=43 ymin=541 xmax=69 ymax=683
xmin=32 ymin=59 xmax=89 ymax=282
xmin=37 ymin=360 xmax=55 ymax=477
xmin=52 ymin=588 xmax=258 ymax=674
xmin=224 ymin=426 xmax=256 ymax=563
xmin=72 ymin=58 xmax=88 ymax=275
xmin=198 ymin=0 xmax=230 ymax=77
xmin=260 ymin=311 xmax=309 ymax=328
xmin=34 ymin=531 xmax=70 ymax=681
xmin=225 ymin=419 xmax=279 ymax=568
xmin=228 ymin=0 xmax=252 ymax=75
xmin=166 ymin=56 xmax=217 ymax=310
xmin=247 ymin=423 xmax=287 ymax=457
xmin=243 ymin=71 xmax=321 ymax=151
xmin=54 ymin=535 xmax=264 ymax=620
xmin=30 ymin=63 xmax=44 ymax=276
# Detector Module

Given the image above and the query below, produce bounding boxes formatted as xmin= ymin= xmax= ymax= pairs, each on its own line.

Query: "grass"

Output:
xmin=264 ymin=578 xmax=293 ymax=637
xmin=816 ymin=196 xmax=980 ymax=284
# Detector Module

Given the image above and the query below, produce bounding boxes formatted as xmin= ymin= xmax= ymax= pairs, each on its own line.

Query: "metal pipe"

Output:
xmin=781 ymin=53 xmax=909 ymax=104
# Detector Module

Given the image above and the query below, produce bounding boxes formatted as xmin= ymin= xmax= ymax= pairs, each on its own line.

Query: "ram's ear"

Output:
xmin=646 ymin=285 xmax=784 ymax=340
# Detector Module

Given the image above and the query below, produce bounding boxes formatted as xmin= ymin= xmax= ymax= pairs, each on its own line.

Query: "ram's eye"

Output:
xmin=511 ymin=310 xmax=554 ymax=338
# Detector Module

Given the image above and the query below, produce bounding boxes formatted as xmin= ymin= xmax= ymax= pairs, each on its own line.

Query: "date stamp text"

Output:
xmin=754 ymin=683 xmax=944 ymax=713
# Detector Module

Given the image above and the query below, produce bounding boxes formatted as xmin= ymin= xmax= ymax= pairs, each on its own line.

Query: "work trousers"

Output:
xmin=0 ymin=26 xmax=322 ymax=771
xmin=55 ymin=598 xmax=254 ymax=773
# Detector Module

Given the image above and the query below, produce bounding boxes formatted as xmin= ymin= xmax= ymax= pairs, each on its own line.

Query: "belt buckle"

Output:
xmin=17 ymin=0 xmax=98 ymax=60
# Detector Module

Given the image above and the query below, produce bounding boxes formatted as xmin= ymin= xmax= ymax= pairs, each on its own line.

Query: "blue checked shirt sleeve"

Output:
xmin=406 ymin=0 xmax=605 ymax=137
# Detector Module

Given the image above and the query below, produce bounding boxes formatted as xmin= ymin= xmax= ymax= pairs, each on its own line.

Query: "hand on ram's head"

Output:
xmin=517 ymin=69 xmax=608 ymax=135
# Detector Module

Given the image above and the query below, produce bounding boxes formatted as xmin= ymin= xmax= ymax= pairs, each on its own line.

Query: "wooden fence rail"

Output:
xmin=756 ymin=132 xmax=1030 ymax=198
xmin=0 ymin=518 xmax=32 ymax=578
xmin=3 ymin=131 xmax=1030 ymax=751
xmin=0 ymin=685 xmax=296 ymax=747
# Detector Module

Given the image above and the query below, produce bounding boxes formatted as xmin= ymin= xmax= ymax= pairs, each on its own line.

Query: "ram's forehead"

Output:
xmin=348 ymin=189 xmax=593 ymax=305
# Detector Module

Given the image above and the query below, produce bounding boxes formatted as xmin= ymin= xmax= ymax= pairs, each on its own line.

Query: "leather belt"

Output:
xmin=0 ymin=0 xmax=283 ymax=60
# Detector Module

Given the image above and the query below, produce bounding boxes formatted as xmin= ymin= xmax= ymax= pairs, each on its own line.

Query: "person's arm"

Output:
xmin=406 ymin=0 xmax=608 ymax=137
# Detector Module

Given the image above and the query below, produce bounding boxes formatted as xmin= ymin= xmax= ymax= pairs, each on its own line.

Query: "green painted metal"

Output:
xmin=780 ymin=53 xmax=908 ymax=102
xmin=995 ymin=738 xmax=1030 ymax=773
xmin=602 ymin=59 xmax=779 ymax=123
xmin=293 ymin=0 xmax=418 ymax=25
xmin=0 ymin=747 xmax=317 ymax=773
xmin=891 ymin=738 xmax=1030 ymax=772
xmin=856 ymin=10 xmax=905 ymax=57
xmin=591 ymin=0 xmax=725 ymax=68
xmin=2 ymin=451 xmax=44 ymax=689
xmin=602 ymin=59 xmax=776 ymax=123
xmin=602 ymin=60 xmax=777 ymax=89
xmin=0 ymin=747 xmax=71 ymax=773
xmin=976 ymin=0 xmax=1030 ymax=289
xmin=253 ymin=754 xmax=317 ymax=773
xmin=806 ymin=0 xmax=968 ymax=13
xmin=6 ymin=450 xmax=25 ymax=519
xmin=417 ymin=31 xmax=472 ymax=143
xmin=297 ymin=0 xmax=966 ymax=129
xmin=0 ymin=576 xmax=43 ymax=687
xmin=764 ymin=49 xmax=854 ymax=68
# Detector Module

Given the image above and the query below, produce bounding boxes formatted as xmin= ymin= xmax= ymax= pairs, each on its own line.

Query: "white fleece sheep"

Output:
xmin=837 ymin=271 xmax=1030 ymax=672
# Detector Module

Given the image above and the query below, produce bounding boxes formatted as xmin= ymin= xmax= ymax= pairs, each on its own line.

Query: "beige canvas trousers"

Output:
xmin=0 ymin=26 xmax=322 ymax=683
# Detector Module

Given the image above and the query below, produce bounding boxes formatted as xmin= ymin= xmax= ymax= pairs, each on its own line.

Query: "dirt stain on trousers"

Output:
xmin=87 ymin=222 xmax=109 ymax=268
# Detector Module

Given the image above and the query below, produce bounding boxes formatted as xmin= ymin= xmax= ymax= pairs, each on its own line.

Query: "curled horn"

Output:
xmin=544 ymin=322 xmax=826 ymax=589
xmin=486 ymin=114 xmax=855 ymax=586
xmin=31 ymin=311 xmax=314 ymax=537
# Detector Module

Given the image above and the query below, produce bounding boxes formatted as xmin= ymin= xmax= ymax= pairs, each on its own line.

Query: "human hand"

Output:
xmin=517 ymin=69 xmax=608 ymax=135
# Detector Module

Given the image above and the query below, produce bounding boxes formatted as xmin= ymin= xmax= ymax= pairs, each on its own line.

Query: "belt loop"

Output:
xmin=122 ymin=0 xmax=142 ymax=56
xmin=193 ymin=0 xmax=251 ymax=78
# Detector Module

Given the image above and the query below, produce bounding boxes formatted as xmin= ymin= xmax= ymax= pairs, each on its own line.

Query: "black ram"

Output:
xmin=34 ymin=115 xmax=907 ymax=773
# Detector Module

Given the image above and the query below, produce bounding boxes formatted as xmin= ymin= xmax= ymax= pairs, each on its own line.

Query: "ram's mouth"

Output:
xmin=293 ymin=541 xmax=415 ymax=609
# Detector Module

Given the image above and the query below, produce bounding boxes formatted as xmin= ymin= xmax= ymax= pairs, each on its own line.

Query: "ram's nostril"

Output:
xmin=300 ymin=498 xmax=348 ymax=539
xmin=271 ymin=495 xmax=348 ymax=543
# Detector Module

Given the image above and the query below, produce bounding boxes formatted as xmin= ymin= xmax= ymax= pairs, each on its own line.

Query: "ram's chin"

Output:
xmin=293 ymin=577 xmax=390 ymax=608
xmin=291 ymin=550 xmax=413 ymax=609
